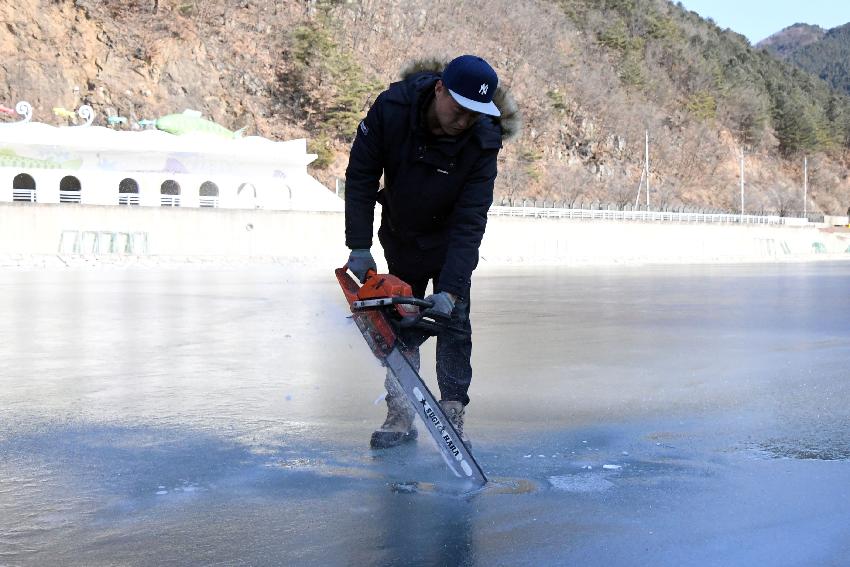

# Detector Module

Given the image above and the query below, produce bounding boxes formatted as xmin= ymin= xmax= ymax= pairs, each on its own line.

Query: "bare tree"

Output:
xmin=541 ymin=163 xmax=585 ymax=206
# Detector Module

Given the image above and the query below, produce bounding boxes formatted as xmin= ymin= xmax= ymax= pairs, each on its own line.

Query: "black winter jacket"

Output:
xmin=345 ymin=71 xmax=504 ymax=297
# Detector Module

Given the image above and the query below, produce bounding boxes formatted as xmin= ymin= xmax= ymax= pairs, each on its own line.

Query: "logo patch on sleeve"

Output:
xmin=359 ymin=120 xmax=369 ymax=136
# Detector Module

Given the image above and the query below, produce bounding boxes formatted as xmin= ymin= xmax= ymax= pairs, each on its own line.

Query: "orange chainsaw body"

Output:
xmin=335 ymin=268 xmax=417 ymax=358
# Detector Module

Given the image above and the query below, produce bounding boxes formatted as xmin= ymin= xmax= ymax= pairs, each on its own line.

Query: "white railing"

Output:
xmin=160 ymin=196 xmax=181 ymax=207
xmin=118 ymin=194 xmax=140 ymax=206
xmin=12 ymin=189 xmax=36 ymax=202
xmin=59 ymin=191 xmax=81 ymax=204
xmin=199 ymin=197 xmax=219 ymax=208
xmin=488 ymin=206 xmax=801 ymax=226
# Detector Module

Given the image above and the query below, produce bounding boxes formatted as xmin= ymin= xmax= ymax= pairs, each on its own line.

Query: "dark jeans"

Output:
xmin=386 ymin=261 xmax=473 ymax=406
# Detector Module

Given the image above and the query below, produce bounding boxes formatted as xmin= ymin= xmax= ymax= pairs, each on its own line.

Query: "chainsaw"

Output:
xmin=335 ymin=265 xmax=487 ymax=487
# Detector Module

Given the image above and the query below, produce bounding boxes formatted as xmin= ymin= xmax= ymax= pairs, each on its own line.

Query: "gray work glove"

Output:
xmin=424 ymin=291 xmax=456 ymax=320
xmin=347 ymin=249 xmax=376 ymax=283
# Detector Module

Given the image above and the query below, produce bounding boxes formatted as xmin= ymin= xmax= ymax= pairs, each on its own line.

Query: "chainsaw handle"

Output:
xmin=351 ymin=296 xmax=433 ymax=310
xmin=352 ymin=296 xmax=468 ymax=335
xmin=397 ymin=311 xmax=471 ymax=337
xmin=392 ymin=296 xmax=433 ymax=309
xmin=369 ymin=296 xmax=470 ymax=336
xmin=341 ymin=262 xmax=379 ymax=284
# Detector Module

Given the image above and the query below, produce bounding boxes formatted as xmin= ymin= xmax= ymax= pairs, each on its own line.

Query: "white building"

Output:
xmin=0 ymin=106 xmax=343 ymax=212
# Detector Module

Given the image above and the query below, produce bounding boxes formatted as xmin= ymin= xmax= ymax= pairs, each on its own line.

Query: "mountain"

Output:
xmin=782 ymin=23 xmax=850 ymax=96
xmin=757 ymin=23 xmax=826 ymax=59
xmin=1 ymin=0 xmax=849 ymax=214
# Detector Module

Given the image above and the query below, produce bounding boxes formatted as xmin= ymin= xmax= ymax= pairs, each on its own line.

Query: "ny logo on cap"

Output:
xmin=479 ymin=83 xmax=489 ymax=95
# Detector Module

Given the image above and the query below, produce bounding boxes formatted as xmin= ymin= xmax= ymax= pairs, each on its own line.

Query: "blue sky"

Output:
xmin=677 ymin=0 xmax=850 ymax=44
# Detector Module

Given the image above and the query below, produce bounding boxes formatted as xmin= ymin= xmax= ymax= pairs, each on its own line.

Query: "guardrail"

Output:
xmin=488 ymin=206 xmax=806 ymax=226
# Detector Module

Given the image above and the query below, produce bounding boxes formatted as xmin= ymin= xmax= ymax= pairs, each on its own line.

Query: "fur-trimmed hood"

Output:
xmin=400 ymin=58 xmax=521 ymax=142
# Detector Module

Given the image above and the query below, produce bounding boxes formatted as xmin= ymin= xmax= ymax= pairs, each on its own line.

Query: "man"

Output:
xmin=344 ymin=54 xmax=519 ymax=449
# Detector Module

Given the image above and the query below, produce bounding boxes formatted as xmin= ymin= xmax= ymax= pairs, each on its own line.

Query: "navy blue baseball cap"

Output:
xmin=442 ymin=55 xmax=500 ymax=117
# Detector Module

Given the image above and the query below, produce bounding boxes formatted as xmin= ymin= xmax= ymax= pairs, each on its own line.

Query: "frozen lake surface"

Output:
xmin=1 ymin=262 xmax=849 ymax=566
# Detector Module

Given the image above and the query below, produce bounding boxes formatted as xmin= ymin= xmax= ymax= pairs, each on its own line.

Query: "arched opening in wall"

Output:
xmin=118 ymin=178 xmax=140 ymax=206
xmin=237 ymin=182 xmax=257 ymax=209
xmin=160 ymin=179 xmax=181 ymax=207
xmin=12 ymin=173 xmax=36 ymax=202
xmin=59 ymin=176 xmax=82 ymax=204
xmin=199 ymin=181 xmax=219 ymax=208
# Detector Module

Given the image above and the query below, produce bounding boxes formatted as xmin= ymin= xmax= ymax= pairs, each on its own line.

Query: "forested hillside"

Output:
xmin=757 ymin=23 xmax=825 ymax=59
xmin=763 ymin=23 xmax=850 ymax=98
xmin=1 ymin=0 xmax=849 ymax=214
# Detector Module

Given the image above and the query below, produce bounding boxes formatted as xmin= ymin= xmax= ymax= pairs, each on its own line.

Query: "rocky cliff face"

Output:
xmin=1 ymin=1 xmax=306 ymax=139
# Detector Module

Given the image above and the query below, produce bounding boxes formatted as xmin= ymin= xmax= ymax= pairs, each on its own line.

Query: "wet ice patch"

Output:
xmin=154 ymin=481 xmax=205 ymax=496
xmin=174 ymin=480 xmax=204 ymax=493
xmin=389 ymin=481 xmax=420 ymax=494
xmin=268 ymin=457 xmax=315 ymax=470
xmin=754 ymin=439 xmax=850 ymax=461
xmin=548 ymin=473 xmax=614 ymax=493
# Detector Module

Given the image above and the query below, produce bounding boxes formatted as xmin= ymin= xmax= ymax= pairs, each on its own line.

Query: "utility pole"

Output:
xmin=803 ymin=155 xmax=808 ymax=219
xmin=740 ymin=147 xmax=745 ymax=222
xmin=634 ymin=169 xmax=645 ymax=208
xmin=645 ymin=130 xmax=650 ymax=210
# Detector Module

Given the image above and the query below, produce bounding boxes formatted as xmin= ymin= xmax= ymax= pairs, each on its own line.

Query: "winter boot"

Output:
xmin=370 ymin=374 xmax=418 ymax=449
xmin=440 ymin=400 xmax=471 ymax=450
